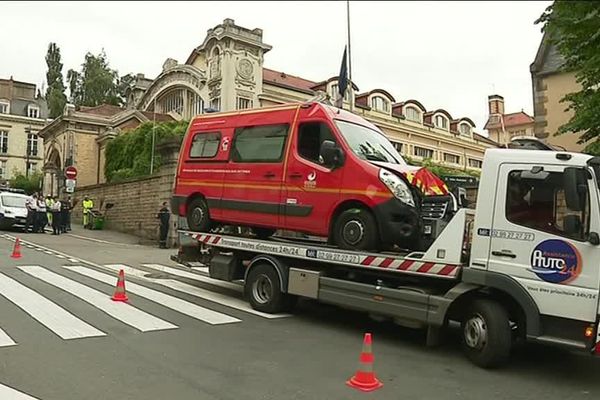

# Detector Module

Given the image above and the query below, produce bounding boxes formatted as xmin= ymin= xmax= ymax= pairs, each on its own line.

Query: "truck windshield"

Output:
xmin=335 ymin=120 xmax=406 ymax=165
xmin=1 ymin=195 xmax=26 ymax=208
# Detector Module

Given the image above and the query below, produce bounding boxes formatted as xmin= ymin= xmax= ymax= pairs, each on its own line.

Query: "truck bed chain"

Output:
xmin=182 ymin=231 xmax=461 ymax=280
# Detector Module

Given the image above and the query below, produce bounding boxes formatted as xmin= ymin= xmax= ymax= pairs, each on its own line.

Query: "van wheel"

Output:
xmin=333 ymin=208 xmax=378 ymax=251
xmin=253 ymin=228 xmax=276 ymax=240
xmin=245 ymin=263 xmax=296 ymax=313
xmin=461 ymin=299 xmax=511 ymax=368
xmin=186 ymin=197 xmax=211 ymax=232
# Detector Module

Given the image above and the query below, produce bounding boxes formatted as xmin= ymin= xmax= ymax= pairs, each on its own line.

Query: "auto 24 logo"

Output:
xmin=529 ymin=239 xmax=581 ymax=284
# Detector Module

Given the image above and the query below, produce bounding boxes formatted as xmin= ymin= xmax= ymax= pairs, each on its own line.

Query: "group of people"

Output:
xmin=24 ymin=193 xmax=73 ymax=235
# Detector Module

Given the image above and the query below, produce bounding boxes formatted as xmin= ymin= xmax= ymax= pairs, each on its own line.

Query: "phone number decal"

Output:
xmin=306 ymin=249 xmax=360 ymax=264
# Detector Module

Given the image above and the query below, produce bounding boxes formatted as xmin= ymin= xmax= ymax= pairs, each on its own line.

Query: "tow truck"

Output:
xmin=172 ymin=147 xmax=600 ymax=368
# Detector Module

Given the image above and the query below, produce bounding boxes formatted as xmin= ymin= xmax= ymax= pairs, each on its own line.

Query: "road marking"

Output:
xmin=0 ymin=273 xmax=105 ymax=340
xmin=141 ymin=263 xmax=242 ymax=292
xmin=108 ymin=264 xmax=289 ymax=319
xmin=44 ymin=251 xmax=53 ymax=255
xmin=55 ymin=255 xmax=65 ymax=259
xmin=0 ymin=383 xmax=41 ymax=399
xmin=66 ymin=266 xmax=240 ymax=325
xmin=19 ymin=266 xmax=178 ymax=333
xmin=0 ymin=327 xmax=17 ymax=347
xmin=68 ymin=258 xmax=79 ymax=263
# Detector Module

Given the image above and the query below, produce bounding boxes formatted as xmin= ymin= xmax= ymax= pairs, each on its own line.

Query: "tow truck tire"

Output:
xmin=245 ymin=263 xmax=296 ymax=313
xmin=461 ymin=299 xmax=511 ymax=368
xmin=186 ymin=197 xmax=211 ymax=232
xmin=333 ymin=208 xmax=378 ymax=251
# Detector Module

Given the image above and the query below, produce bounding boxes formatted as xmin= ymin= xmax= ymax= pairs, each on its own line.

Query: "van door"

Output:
xmin=488 ymin=163 xmax=600 ymax=323
xmin=221 ymin=123 xmax=290 ymax=227
xmin=284 ymin=120 xmax=342 ymax=235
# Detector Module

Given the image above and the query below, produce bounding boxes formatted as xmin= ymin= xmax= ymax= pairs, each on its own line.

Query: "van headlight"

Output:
xmin=379 ymin=169 xmax=415 ymax=207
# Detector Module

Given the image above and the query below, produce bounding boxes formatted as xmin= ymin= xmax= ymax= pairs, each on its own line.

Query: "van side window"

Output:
xmin=297 ymin=122 xmax=336 ymax=165
xmin=505 ymin=169 xmax=590 ymax=241
xmin=190 ymin=132 xmax=221 ymax=158
xmin=231 ymin=124 xmax=289 ymax=163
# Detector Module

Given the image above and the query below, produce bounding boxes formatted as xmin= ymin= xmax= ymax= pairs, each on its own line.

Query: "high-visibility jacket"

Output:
xmin=82 ymin=199 xmax=94 ymax=214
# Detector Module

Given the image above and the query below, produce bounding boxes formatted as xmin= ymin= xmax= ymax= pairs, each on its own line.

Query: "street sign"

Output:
xmin=65 ymin=179 xmax=76 ymax=193
xmin=65 ymin=166 xmax=77 ymax=180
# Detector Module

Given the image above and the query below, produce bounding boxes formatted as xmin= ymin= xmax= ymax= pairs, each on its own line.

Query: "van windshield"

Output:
xmin=335 ymin=120 xmax=406 ymax=165
xmin=1 ymin=195 xmax=27 ymax=208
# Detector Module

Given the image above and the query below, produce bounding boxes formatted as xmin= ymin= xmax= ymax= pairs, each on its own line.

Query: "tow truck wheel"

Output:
xmin=333 ymin=208 xmax=378 ymax=251
xmin=461 ymin=299 xmax=511 ymax=368
xmin=186 ymin=197 xmax=211 ymax=232
xmin=245 ymin=263 xmax=296 ymax=313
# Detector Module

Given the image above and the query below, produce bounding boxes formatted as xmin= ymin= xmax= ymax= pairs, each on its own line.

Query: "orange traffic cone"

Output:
xmin=346 ymin=333 xmax=383 ymax=392
xmin=111 ymin=269 xmax=129 ymax=302
xmin=10 ymin=237 xmax=22 ymax=259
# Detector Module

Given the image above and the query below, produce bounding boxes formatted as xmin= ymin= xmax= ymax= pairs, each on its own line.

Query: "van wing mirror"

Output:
xmin=564 ymin=167 xmax=587 ymax=211
xmin=320 ymin=140 xmax=344 ymax=168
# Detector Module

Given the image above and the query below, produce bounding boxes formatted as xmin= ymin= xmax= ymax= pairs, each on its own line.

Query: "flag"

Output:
xmin=336 ymin=46 xmax=348 ymax=108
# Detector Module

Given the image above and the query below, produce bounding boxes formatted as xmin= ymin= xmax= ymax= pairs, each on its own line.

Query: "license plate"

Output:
xmin=424 ymin=226 xmax=432 ymax=235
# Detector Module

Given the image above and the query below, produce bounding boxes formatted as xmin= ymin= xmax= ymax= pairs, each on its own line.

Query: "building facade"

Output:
xmin=126 ymin=18 xmax=497 ymax=173
xmin=0 ymin=77 xmax=48 ymax=184
xmin=483 ymin=94 xmax=534 ymax=146
xmin=38 ymin=104 xmax=172 ymax=195
xmin=530 ymin=32 xmax=583 ymax=152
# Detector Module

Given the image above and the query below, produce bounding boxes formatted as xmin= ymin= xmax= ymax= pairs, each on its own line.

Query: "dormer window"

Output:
xmin=434 ymin=115 xmax=448 ymax=130
xmin=330 ymin=83 xmax=349 ymax=101
xmin=459 ymin=123 xmax=472 ymax=136
xmin=27 ymin=104 xmax=40 ymax=118
xmin=405 ymin=106 xmax=421 ymax=122
xmin=0 ymin=100 xmax=9 ymax=114
xmin=371 ymin=96 xmax=389 ymax=113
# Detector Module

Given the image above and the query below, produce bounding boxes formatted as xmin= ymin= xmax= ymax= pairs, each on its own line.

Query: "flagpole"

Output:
xmin=346 ymin=0 xmax=353 ymax=111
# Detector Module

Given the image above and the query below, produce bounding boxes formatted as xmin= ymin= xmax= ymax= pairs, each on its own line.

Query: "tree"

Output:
xmin=44 ymin=43 xmax=67 ymax=119
xmin=67 ymin=50 xmax=123 ymax=107
xmin=9 ymin=170 xmax=43 ymax=195
xmin=536 ymin=1 xmax=600 ymax=153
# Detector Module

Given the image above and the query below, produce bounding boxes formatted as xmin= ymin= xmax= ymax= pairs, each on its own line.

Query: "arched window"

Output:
xmin=459 ymin=123 xmax=472 ymax=136
xmin=434 ymin=114 xmax=448 ymax=130
xmin=405 ymin=106 xmax=421 ymax=122
xmin=371 ymin=96 xmax=389 ymax=112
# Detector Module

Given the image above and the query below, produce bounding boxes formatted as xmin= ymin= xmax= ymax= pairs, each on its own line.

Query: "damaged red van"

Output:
xmin=171 ymin=102 xmax=455 ymax=251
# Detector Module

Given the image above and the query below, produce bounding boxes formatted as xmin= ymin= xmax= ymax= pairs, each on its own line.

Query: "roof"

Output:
xmin=262 ymin=68 xmax=318 ymax=92
xmin=484 ymin=111 xmax=534 ymax=130
xmin=139 ymin=111 xmax=175 ymax=122
xmin=474 ymin=132 xmax=499 ymax=146
xmin=78 ymin=104 xmax=125 ymax=117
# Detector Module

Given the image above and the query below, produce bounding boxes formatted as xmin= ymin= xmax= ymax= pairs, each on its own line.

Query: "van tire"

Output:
xmin=253 ymin=228 xmax=276 ymax=240
xmin=186 ymin=197 xmax=211 ymax=232
xmin=461 ymin=299 xmax=511 ymax=369
xmin=245 ymin=263 xmax=296 ymax=313
xmin=333 ymin=208 xmax=378 ymax=251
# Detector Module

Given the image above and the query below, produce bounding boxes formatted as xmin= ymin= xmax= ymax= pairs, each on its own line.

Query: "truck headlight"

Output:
xmin=379 ymin=169 xmax=415 ymax=207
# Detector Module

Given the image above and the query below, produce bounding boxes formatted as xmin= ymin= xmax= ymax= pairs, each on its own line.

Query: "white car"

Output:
xmin=0 ymin=191 xmax=29 ymax=230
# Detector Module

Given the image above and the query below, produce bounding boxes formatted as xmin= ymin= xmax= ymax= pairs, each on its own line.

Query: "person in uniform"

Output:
xmin=157 ymin=202 xmax=170 ymax=249
xmin=24 ymin=193 xmax=37 ymax=233
xmin=51 ymin=197 xmax=62 ymax=235
xmin=82 ymin=195 xmax=94 ymax=229
xmin=36 ymin=195 xmax=47 ymax=233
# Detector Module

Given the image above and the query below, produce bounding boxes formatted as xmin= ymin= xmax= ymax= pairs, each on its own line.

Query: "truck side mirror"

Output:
xmin=564 ymin=167 xmax=587 ymax=211
xmin=320 ymin=140 xmax=344 ymax=168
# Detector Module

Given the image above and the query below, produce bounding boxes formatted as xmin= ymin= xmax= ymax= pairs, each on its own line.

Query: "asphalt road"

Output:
xmin=0 ymin=228 xmax=599 ymax=400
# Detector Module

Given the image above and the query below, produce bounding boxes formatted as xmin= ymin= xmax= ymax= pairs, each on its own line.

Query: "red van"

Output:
xmin=171 ymin=102 xmax=454 ymax=251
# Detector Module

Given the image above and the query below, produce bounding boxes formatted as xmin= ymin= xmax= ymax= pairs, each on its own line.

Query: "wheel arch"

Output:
xmin=245 ymin=255 xmax=290 ymax=293
xmin=327 ymin=199 xmax=376 ymax=239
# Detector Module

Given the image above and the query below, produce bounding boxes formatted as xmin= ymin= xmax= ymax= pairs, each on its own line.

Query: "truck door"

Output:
xmin=488 ymin=163 xmax=600 ymax=323
xmin=284 ymin=120 xmax=342 ymax=234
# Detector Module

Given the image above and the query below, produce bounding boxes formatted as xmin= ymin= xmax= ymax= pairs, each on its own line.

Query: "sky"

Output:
xmin=1 ymin=1 xmax=551 ymax=132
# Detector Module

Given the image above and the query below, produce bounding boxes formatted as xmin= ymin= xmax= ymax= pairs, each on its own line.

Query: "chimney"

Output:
xmin=488 ymin=94 xmax=505 ymax=115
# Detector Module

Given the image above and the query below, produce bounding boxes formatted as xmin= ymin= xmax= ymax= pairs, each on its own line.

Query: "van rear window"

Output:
xmin=231 ymin=124 xmax=289 ymax=163
xmin=190 ymin=132 xmax=221 ymax=158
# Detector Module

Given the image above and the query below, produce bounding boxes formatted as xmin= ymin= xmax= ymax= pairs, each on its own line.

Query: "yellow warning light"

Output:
xmin=585 ymin=326 xmax=594 ymax=338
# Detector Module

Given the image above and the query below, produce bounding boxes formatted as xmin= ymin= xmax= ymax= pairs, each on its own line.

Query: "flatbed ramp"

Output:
xmin=178 ymin=230 xmax=462 ymax=279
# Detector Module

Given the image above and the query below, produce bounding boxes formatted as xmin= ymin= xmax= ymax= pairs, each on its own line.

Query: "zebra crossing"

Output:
xmin=0 ymin=262 xmax=291 ymax=348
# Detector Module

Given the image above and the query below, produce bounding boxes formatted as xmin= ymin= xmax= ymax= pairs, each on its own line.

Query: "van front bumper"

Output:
xmin=372 ymin=198 xmax=422 ymax=249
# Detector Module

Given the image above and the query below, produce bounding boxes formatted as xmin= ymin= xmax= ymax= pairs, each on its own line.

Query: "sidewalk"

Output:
xmin=65 ymin=224 xmax=159 ymax=247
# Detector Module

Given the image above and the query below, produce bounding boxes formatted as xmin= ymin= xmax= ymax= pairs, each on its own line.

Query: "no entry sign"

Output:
xmin=65 ymin=166 xmax=77 ymax=180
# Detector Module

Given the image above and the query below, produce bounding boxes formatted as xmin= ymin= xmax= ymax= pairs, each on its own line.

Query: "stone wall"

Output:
xmin=72 ymin=138 xmax=180 ymax=246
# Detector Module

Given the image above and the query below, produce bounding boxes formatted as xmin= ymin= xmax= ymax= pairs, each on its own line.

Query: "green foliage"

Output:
xmin=104 ymin=120 xmax=188 ymax=182
xmin=405 ymin=156 xmax=480 ymax=178
xmin=536 ymin=1 xmax=600 ymax=147
xmin=45 ymin=43 xmax=67 ymax=119
xmin=9 ymin=170 xmax=43 ymax=195
xmin=67 ymin=50 xmax=132 ymax=107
